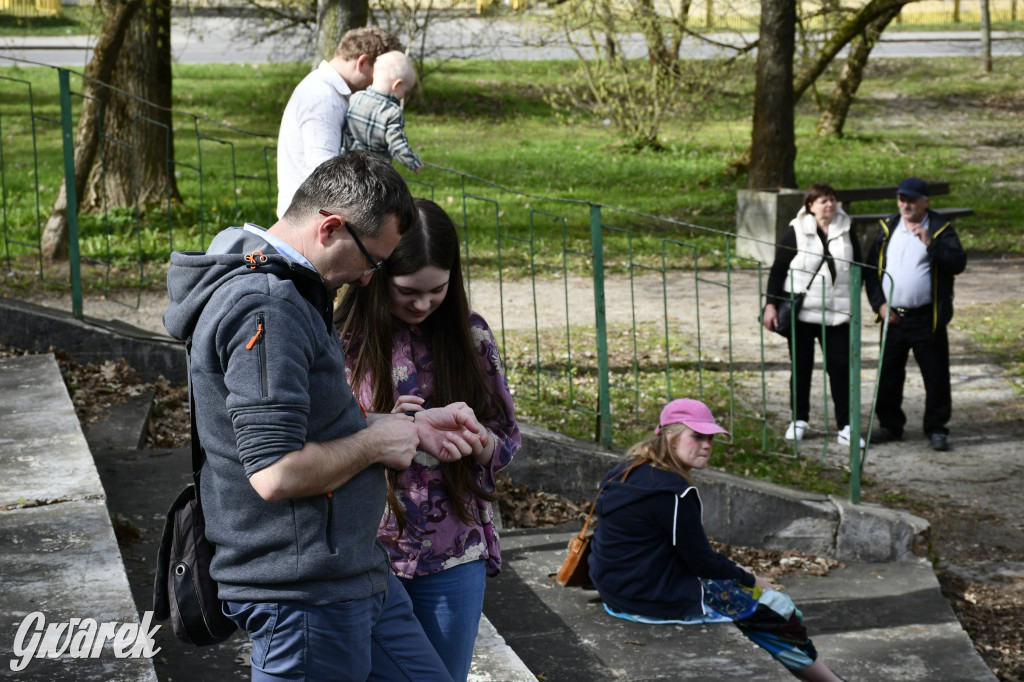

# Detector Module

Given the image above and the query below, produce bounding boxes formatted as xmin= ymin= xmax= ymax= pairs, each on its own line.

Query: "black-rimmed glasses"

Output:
xmin=318 ymin=209 xmax=385 ymax=276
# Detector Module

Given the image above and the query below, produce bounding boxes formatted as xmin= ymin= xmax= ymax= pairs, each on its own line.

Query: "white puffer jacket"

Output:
xmin=785 ymin=206 xmax=855 ymax=326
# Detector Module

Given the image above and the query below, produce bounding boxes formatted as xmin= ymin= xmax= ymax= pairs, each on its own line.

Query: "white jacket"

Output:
xmin=785 ymin=206 xmax=855 ymax=326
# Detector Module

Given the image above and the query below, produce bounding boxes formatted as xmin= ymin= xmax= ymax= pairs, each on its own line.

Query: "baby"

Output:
xmin=341 ymin=50 xmax=423 ymax=173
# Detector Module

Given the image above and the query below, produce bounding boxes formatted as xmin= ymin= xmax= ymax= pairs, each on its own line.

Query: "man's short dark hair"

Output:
xmin=284 ymin=151 xmax=416 ymax=238
xmin=335 ymin=27 xmax=402 ymax=63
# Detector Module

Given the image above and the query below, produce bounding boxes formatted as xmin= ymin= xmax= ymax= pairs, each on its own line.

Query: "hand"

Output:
xmin=366 ymin=414 xmax=419 ymax=471
xmin=908 ymin=223 xmax=932 ymax=246
xmin=761 ymin=303 xmax=778 ymax=331
xmin=753 ymin=574 xmax=774 ymax=591
xmin=415 ymin=402 xmax=487 ymax=463
xmin=391 ymin=394 xmax=425 ymax=414
xmin=879 ymin=303 xmax=901 ymax=325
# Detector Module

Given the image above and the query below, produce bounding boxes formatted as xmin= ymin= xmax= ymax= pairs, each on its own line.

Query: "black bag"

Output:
xmin=153 ymin=482 xmax=236 ymax=645
xmin=764 ymin=292 xmax=804 ymax=338
xmin=761 ymin=255 xmax=825 ymax=338
xmin=153 ymin=352 xmax=237 ymax=646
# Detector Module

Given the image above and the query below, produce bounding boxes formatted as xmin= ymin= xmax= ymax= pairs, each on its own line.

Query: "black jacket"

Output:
xmin=864 ymin=209 xmax=967 ymax=330
xmin=588 ymin=461 xmax=754 ymax=620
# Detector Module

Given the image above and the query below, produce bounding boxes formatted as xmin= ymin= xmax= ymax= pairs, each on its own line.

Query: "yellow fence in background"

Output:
xmin=471 ymin=0 xmax=1019 ymax=23
xmin=0 ymin=0 xmax=60 ymax=16
xmin=4 ymin=0 xmax=1018 ymax=24
xmin=650 ymin=0 xmax=1022 ymax=29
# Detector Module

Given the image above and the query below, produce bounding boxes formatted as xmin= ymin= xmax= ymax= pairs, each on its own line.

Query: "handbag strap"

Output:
xmin=575 ymin=459 xmax=644 ymax=540
xmin=799 ymin=255 xmax=826 ymax=294
xmin=185 ymin=338 xmax=207 ymax=492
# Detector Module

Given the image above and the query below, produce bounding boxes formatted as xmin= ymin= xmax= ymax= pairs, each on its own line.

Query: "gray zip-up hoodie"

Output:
xmin=163 ymin=225 xmax=389 ymax=605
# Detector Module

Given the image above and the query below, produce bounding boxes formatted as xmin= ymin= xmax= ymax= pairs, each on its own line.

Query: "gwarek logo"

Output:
xmin=9 ymin=611 xmax=162 ymax=672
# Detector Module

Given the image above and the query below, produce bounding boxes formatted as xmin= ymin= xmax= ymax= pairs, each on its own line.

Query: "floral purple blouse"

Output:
xmin=347 ymin=312 xmax=521 ymax=578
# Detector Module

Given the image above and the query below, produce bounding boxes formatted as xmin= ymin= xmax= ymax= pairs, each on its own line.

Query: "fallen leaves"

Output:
xmin=941 ymin=571 xmax=1024 ymax=682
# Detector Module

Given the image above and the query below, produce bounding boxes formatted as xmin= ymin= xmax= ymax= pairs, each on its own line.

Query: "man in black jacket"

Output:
xmin=864 ymin=177 xmax=968 ymax=451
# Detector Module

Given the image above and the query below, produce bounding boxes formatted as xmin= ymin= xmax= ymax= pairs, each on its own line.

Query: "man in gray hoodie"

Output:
xmin=163 ymin=151 xmax=485 ymax=680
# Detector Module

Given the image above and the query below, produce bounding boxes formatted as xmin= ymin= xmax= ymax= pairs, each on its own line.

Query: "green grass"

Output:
xmin=958 ymin=300 xmax=1024 ymax=394
xmin=2 ymin=55 xmax=1021 ymax=498
xmin=2 ymin=56 xmax=1022 ymax=274
xmin=502 ymin=319 xmax=850 ymax=495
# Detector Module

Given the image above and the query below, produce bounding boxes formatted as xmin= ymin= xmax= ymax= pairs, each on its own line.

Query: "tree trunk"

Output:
xmin=316 ymin=0 xmax=369 ymax=66
xmin=636 ymin=0 xmax=671 ymax=67
xmin=816 ymin=6 xmax=899 ymax=138
xmin=747 ymin=0 xmax=797 ymax=189
xmin=666 ymin=0 xmax=692 ymax=63
xmin=80 ymin=0 xmax=179 ymax=213
xmin=40 ymin=0 xmax=143 ymax=261
xmin=980 ymin=0 xmax=992 ymax=72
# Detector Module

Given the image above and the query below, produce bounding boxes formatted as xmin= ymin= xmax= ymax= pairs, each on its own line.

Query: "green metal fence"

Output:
xmin=0 ymin=56 xmax=876 ymax=501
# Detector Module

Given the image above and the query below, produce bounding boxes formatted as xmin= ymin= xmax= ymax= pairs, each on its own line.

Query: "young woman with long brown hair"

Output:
xmin=335 ymin=197 xmax=520 ymax=682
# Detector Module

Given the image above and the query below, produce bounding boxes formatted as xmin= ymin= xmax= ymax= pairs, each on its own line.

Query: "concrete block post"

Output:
xmin=736 ymin=188 xmax=805 ymax=266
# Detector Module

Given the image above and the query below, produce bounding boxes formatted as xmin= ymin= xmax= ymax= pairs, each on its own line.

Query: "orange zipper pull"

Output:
xmin=246 ymin=323 xmax=264 ymax=350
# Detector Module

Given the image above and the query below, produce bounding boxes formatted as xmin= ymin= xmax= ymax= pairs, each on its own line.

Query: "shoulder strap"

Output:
xmin=801 ymin=252 xmax=827 ymax=293
xmin=185 ymin=338 xmax=206 ymax=493
xmin=575 ymin=459 xmax=644 ymax=541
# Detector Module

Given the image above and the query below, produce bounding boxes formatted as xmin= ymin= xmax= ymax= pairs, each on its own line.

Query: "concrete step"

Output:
xmin=83 ymin=391 xmax=155 ymax=451
xmin=0 ymin=354 xmax=158 ymax=681
xmin=486 ymin=526 xmax=997 ymax=681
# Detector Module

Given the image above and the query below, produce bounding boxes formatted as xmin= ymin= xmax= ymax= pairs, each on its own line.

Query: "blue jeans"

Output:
xmin=400 ymin=560 xmax=486 ymax=682
xmin=224 ymin=573 xmax=453 ymax=682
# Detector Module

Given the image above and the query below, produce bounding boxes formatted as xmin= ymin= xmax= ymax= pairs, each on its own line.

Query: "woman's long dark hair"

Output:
xmin=336 ymin=198 xmax=507 ymax=531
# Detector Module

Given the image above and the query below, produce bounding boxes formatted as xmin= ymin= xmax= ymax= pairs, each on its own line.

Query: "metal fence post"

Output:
xmin=848 ymin=264 xmax=863 ymax=503
xmin=590 ymin=203 xmax=612 ymax=447
xmin=57 ymin=68 xmax=83 ymax=320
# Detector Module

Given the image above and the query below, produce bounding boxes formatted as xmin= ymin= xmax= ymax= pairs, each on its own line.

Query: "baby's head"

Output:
xmin=372 ymin=51 xmax=416 ymax=100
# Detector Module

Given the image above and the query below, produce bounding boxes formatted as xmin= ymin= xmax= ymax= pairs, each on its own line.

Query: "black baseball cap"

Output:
xmin=897 ymin=177 xmax=930 ymax=199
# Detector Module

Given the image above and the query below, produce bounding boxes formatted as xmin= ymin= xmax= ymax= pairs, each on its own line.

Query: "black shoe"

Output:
xmin=929 ymin=433 xmax=949 ymax=451
xmin=871 ymin=426 xmax=903 ymax=444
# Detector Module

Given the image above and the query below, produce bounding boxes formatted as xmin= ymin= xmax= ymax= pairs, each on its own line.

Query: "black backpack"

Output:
xmin=152 ymin=340 xmax=237 ymax=646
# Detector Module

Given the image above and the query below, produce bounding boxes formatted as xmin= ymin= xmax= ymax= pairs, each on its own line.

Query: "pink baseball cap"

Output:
xmin=655 ymin=398 xmax=730 ymax=436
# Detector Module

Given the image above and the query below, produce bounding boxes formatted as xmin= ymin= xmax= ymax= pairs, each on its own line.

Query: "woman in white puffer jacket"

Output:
xmin=762 ymin=183 xmax=864 ymax=448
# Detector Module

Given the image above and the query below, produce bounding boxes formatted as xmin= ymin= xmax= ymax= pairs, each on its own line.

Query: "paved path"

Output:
xmin=1 ymin=14 xmax=1022 ymax=67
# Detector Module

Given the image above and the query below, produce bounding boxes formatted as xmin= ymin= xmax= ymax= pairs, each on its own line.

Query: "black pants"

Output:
xmin=875 ymin=314 xmax=951 ymax=437
xmin=788 ymin=321 xmax=851 ymax=429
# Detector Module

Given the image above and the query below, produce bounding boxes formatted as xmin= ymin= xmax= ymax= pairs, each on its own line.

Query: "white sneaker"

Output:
xmin=784 ymin=420 xmax=808 ymax=441
xmin=837 ymin=425 xmax=866 ymax=448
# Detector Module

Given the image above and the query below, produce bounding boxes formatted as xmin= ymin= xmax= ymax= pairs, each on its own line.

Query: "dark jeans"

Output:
xmin=788 ymin=321 xmax=851 ymax=429
xmin=875 ymin=315 xmax=951 ymax=437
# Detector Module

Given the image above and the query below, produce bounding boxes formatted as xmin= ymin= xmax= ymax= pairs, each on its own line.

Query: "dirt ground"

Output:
xmin=16 ymin=253 xmax=1024 ymax=680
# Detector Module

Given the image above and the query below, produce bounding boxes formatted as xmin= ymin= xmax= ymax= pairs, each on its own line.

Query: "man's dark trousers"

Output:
xmin=875 ymin=313 xmax=951 ymax=437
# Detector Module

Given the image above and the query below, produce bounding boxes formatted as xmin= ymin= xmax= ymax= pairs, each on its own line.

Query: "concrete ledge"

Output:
xmin=470 ymin=616 xmax=537 ymax=682
xmin=488 ymin=530 xmax=996 ymax=681
xmin=0 ymin=298 xmax=185 ymax=383
xmin=1 ymin=355 xmax=107 ymax=507
xmin=488 ymin=528 xmax=791 ymax=681
xmin=511 ymin=424 xmax=928 ymax=563
xmin=0 ymin=355 xmax=157 ymax=680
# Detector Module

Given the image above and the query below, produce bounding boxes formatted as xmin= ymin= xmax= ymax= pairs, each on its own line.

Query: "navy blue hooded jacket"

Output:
xmin=589 ymin=461 xmax=754 ymax=619
xmin=163 ymin=225 xmax=389 ymax=605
